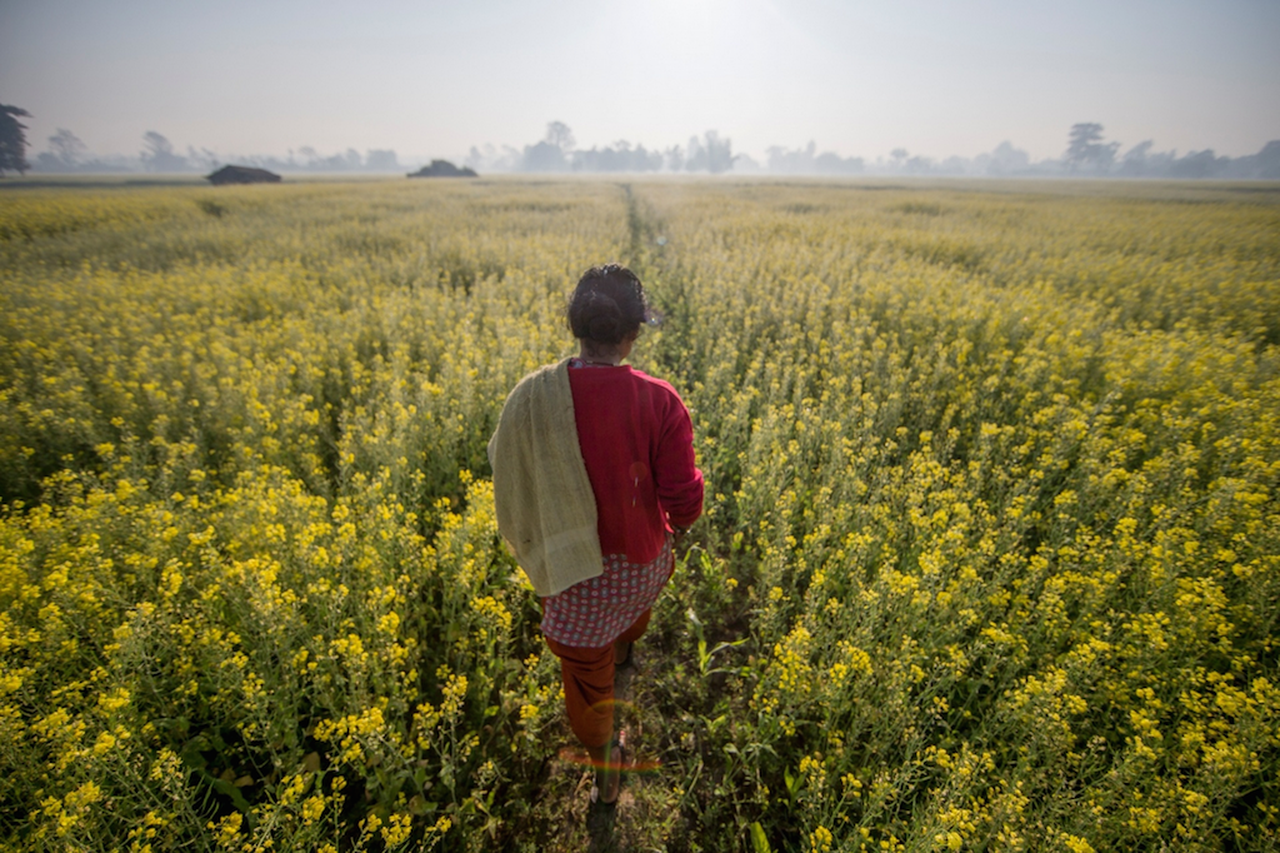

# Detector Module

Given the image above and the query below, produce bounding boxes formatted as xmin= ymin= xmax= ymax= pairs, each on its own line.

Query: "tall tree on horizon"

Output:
xmin=140 ymin=131 xmax=190 ymax=172
xmin=1066 ymin=123 xmax=1120 ymax=173
xmin=544 ymin=121 xmax=575 ymax=152
xmin=48 ymin=128 xmax=87 ymax=168
xmin=0 ymin=104 xmax=32 ymax=176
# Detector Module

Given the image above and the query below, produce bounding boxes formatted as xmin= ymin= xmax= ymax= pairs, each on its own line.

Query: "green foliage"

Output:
xmin=0 ymin=104 xmax=32 ymax=177
xmin=1 ymin=177 xmax=1278 ymax=851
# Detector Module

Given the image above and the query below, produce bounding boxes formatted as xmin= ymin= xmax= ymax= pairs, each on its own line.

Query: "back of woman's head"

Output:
xmin=567 ymin=264 xmax=648 ymax=345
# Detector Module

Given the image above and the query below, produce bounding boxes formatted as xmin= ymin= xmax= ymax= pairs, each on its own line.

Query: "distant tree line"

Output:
xmin=751 ymin=127 xmax=1279 ymax=180
xmin=464 ymin=121 xmax=1280 ymax=179
xmin=762 ymin=142 xmax=866 ymax=175
xmin=852 ymin=125 xmax=1280 ymax=180
xmin=466 ymin=122 xmax=737 ymax=174
xmin=1060 ymin=122 xmax=1280 ymax=180
xmin=3 ymin=102 xmax=1278 ymax=180
xmin=4 ymin=121 xmax=406 ymax=175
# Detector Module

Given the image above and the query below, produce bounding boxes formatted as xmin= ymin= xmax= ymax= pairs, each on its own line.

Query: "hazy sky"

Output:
xmin=3 ymin=0 xmax=1278 ymax=163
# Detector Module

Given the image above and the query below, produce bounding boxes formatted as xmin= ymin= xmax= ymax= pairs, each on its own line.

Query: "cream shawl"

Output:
xmin=487 ymin=359 xmax=603 ymax=597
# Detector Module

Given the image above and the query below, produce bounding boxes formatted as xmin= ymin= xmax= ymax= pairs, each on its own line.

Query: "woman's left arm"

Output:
xmin=653 ymin=393 xmax=704 ymax=529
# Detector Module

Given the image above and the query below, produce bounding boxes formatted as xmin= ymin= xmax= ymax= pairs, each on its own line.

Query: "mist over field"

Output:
xmin=9 ymin=120 xmax=1280 ymax=181
xmin=3 ymin=1 xmax=1280 ymax=850
xmin=2 ymin=0 xmax=1278 ymax=179
xmin=2 ymin=175 xmax=1279 ymax=851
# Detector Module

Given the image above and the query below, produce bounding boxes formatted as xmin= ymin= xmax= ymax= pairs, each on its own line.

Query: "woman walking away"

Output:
xmin=488 ymin=263 xmax=704 ymax=813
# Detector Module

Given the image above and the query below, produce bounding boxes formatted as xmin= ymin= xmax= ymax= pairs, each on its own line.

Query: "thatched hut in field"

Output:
xmin=407 ymin=160 xmax=477 ymax=178
xmin=206 ymin=165 xmax=282 ymax=185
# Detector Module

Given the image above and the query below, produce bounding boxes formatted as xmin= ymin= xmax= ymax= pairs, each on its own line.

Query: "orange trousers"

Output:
xmin=543 ymin=609 xmax=652 ymax=749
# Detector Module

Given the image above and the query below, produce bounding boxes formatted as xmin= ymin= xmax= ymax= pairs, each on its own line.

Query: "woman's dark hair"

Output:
xmin=566 ymin=264 xmax=648 ymax=345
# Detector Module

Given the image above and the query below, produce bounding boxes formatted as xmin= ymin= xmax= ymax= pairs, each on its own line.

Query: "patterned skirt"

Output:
xmin=539 ymin=534 xmax=675 ymax=648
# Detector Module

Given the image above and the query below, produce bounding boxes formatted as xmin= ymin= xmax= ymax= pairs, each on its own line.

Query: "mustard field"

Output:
xmin=1 ymin=177 xmax=1278 ymax=851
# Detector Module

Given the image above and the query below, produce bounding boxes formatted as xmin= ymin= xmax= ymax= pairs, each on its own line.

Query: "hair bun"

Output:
xmin=583 ymin=292 xmax=622 ymax=342
xmin=566 ymin=264 xmax=648 ymax=345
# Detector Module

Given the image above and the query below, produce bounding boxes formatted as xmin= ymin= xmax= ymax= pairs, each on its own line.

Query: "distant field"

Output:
xmin=1 ymin=177 xmax=1277 ymax=851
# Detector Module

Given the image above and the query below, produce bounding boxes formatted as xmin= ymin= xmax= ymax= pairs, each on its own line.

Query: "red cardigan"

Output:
xmin=567 ymin=362 xmax=703 ymax=563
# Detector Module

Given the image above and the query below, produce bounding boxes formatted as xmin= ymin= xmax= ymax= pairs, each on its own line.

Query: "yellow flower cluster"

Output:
xmin=628 ymin=179 xmax=1280 ymax=849
xmin=1 ymin=176 xmax=1277 ymax=850
xmin=0 ymin=179 xmax=623 ymax=849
